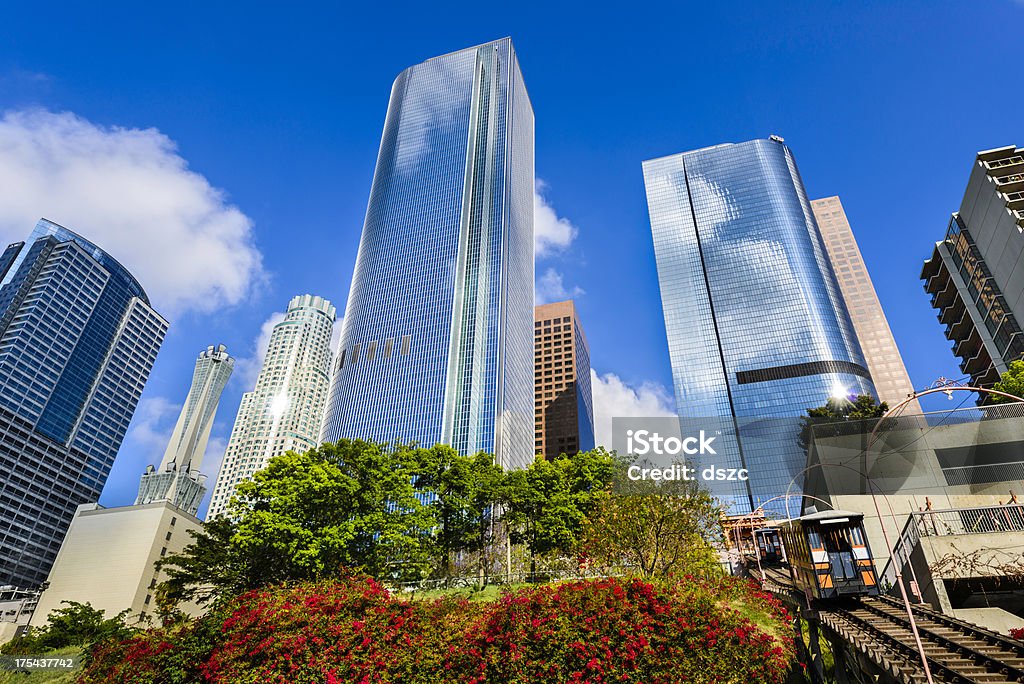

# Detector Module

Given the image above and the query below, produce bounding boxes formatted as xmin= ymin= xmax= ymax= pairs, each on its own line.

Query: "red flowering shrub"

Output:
xmin=1011 ymin=627 xmax=1024 ymax=640
xmin=457 ymin=576 xmax=793 ymax=684
xmin=78 ymin=574 xmax=793 ymax=683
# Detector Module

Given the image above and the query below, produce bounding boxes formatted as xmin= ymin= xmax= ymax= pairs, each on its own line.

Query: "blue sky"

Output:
xmin=0 ymin=1 xmax=1021 ymax=516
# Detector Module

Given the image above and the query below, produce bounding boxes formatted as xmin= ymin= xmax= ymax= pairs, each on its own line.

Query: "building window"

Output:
xmin=337 ymin=348 xmax=346 ymax=370
xmin=366 ymin=340 xmax=377 ymax=362
xmin=352 ymin=343 xmax=361 ymax=364
xmin=383 ymin=338 xmax=393 ymax=358
xmin=400 ymin=335 xmax=412 ymax=355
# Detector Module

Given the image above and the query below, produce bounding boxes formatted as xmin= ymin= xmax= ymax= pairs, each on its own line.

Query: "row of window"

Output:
xmin=338 ymin=335 xmax=412 ymax=370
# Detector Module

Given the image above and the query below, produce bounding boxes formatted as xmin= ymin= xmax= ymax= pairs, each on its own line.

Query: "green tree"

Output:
xmin=992 ymin=359 xmax=1024 ymax=403
xmin=581 ymin=477 xmax=725 ymax=578
xmin=155 ymin=516 xmax=250 ymax=611
xmin=157 ymin=439 xmax=436 ymax=608
xmin=505 ymin=448 xmax=616 ymax=574
xmin=799 ymin=394 xmax=888 ymax=450
xmin=0 ymin=601 xmax=132 ymax=654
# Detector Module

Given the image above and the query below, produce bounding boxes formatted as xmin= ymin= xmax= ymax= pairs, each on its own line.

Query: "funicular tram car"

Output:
xmin=779 ymin=509 xmax=879 ymax=599
xmin=753 ymin=527 xmax=784 ymax=564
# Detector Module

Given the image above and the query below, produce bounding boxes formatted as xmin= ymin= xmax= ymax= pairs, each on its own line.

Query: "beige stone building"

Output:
xmin=811 ymin=196 xmax=921 ymax=413
xmin=32 ymin=502 xmax=204 ymax=623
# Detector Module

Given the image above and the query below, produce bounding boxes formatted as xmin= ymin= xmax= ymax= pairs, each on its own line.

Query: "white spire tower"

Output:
xmin=135 ymin=344 xmax=234 ymax=515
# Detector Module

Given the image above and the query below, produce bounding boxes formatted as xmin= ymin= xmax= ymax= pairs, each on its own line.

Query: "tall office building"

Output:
xmin=321 ymin=38 xmax=535 ymax=469
xmin=922 ymin=146 xmax=1024 ymax=389
xmin=534 ymin=301 xmax=594 ymax=459
xmin=811 ymin=197 xmax=921 ymax=412
xmin=135 ymin=344 xmax=233 ymax=515
xmin=208 ymin=295 xmax=335 ymax=518
xmin=643 ymin=137 xmax=877 ymax=512
xmin=0 ymin=219 xmax=167 ymax=588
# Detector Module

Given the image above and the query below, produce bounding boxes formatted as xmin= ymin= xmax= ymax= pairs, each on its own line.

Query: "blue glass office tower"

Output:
xmin=0 ymin=219 xmax=167 ymax=588
xmin=643 ymin=137 xmax=876 ymax=513
xmin=321 ymin=38 xmax=535 ymax=470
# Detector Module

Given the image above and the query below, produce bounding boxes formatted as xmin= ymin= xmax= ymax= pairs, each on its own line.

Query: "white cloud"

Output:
xmin=591 ymin=370 xmax=675 ymax=448
xmin=330 ymin=317 xmax=345 ymax=355
xmin=0 ymin=109 xmax=264 ymax=317
xmin=535 ymin=267 xmax=584 ymax=305
xmin=534 ymin=180 xmax=578 ymax=257
xmin=235 ymin=311 xmax=286 ymax=389
xmin=121 ymin=396 xmax=183 ymax=470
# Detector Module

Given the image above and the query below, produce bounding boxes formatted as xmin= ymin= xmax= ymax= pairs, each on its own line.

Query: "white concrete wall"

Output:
xmin=32 ymin=502 xmax=204 ymax=625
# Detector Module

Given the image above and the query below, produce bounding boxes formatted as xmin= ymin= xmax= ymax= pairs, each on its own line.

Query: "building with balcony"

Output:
xmin=922 ymin=146 xmax=1024 ymax=389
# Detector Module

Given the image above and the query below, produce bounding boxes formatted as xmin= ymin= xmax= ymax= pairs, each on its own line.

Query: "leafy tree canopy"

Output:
xmin=0 ymin=601 xmax=132 ymax=654
xmin=992 ymin=359 xmax=1024 ymax=404
xmin=581 ymin=477 xmax=725 ymax=578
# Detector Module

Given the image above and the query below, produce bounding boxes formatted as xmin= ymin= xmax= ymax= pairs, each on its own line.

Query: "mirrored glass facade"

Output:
xmin=643 ymin=138 xmax=876 ymax=513
xmin=321 ymin=38 xmax=535 ymax=470
xmin=0 ymin=219 xmax=167 ymax=588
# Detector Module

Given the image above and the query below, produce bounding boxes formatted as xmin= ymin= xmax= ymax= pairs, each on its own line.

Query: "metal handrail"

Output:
xmin=880 ymin=503 xmax=1024 ymax=589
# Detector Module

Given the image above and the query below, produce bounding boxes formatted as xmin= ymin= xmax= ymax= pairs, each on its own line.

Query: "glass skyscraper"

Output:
xmin=321 ymin=38 xmax=535 ymax=470
xmin=643 ymin=137 xmax=876 ymax=513
xmin=0 ymin=219 xmax=167 ymax=588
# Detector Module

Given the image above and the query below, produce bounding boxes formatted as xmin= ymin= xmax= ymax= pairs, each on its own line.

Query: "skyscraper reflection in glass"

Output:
xmin=321 ymin=38 xmax=535 ymax=470
xmin=643 ymin=137 xmax=876 ymax=513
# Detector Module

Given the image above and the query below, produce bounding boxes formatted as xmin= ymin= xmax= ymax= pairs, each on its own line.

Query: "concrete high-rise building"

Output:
xmin=811 ymin=197 xmax=921 ymax=412
xmin=922 ymin=146 xmax=1024 ymax=389
xmin=0 ymin=219 xmax=167 ymax=589
xmin=534 ymin=301 xmax=594 ymax=459
xmin=208 ymin=295 xmax=336 ymax=518
xmin=135 ymin=344 xmax=234 ymax=515
xmin=321 ymin=38 xmax=535 ymax=469
xmin=643 ymin=137 xmax=877 ymax=513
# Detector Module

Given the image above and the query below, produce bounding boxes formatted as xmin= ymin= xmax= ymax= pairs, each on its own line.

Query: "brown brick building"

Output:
xmin=534 ymin=300 xmax=594 ymax=459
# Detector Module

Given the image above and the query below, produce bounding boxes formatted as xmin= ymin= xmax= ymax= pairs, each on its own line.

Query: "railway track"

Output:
xmin=759 ymin=566 xmax=1024 ymax=682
